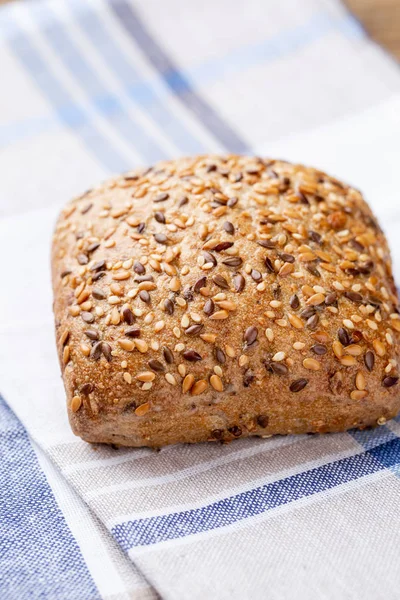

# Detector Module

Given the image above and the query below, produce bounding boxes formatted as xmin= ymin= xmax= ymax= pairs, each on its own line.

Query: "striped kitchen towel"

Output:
xmin=1 ymin=0 xmax=400 ymax=598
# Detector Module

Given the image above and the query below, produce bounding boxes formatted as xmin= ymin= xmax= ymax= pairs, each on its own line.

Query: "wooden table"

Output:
xmin=345 ymin=0 xmax=400 ymax=60
xmin=0 ymin=0 xmax=399 ymax=60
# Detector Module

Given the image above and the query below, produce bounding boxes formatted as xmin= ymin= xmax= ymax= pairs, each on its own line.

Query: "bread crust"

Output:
xmin=52 ymin=155 xmax=400 ymax=447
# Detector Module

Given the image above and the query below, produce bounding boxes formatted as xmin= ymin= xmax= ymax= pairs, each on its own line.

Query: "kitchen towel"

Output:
xmin=1 ymin=0 xmax=400 ymax=598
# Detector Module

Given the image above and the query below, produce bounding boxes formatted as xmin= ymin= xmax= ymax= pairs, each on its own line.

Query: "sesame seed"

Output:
xmin=143 ymin=313 xmax=154 ymax=326
xmin=68 ymin=306 xmax=81 ymax=317
xmin=153 ymin=320 xmax=165 ymax=332
xmin=272 ymin=351 xmax=286 ymax=362
xmin=177 ymin=364 xmax=186 ymax=377
xmin=176 ymin=296 xmax=186 ymax=307
xmin=372 ymin=339 xmax=386 ymax=357
xmin=355 ymin=371 xmax=366 ymax=391
xmin=181 ymin=314 xmax=190 ymax=328
xmin=165 ymin=373 xmax=177 ymax=386
xmin=213 ymin=365 xmax=223 ymax=377
xmin=366 ymin=319 xmax=378 ymax=331
xmin=270 ymin=300 xmax=282 ymax=308
xmin=134 ymin=339 xmax=148 ymax=353
xmin=265 ymin=328 xmax=274 ymax=342
xmin=293 ymin=341 xmax=305 ymax=350
xmin=123 ymin=372 xmax=132 ymax=384
xmin=238 ymin=354 xmax=249 ymax=367
xmin=225 ymin=344 xmax=236 ymax=358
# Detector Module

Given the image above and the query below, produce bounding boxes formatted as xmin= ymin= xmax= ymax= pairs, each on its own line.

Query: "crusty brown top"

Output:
xmin=52 ymin=155 xmax=400 ymax=445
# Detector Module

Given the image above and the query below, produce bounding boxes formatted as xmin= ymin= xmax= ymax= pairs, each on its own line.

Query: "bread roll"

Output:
xmin=52 ymin=156 xmax=400 ymax=447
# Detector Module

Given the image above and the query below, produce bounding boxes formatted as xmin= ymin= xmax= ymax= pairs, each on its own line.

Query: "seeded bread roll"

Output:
xmin=52 ymin=155 xmax=400 ymax=447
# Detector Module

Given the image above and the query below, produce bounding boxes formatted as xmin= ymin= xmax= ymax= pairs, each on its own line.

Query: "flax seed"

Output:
xmin=191 ymin=380 xmax=208 ymax=395
xmin=71 ymin=396 xmax=82 ymax=412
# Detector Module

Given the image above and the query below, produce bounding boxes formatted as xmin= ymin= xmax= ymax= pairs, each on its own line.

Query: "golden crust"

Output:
xmin=52 ymin=155 xmax=400 ymax=447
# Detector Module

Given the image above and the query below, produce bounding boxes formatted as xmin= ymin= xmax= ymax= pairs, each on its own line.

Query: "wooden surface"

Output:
xmin=345 ymin=0 xmax=400 ymax=60
xmin=0 ymin=0 xmax=399 ymax=60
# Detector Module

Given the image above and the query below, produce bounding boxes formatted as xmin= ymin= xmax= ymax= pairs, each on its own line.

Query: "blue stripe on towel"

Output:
xmin=67 ymin=0 xmax=206 ymax=155
xmin=189 ymin=12 xmax=364 ymax=88
xmin=112 ymin=437 xmax=400 ymax=550
xmin=108 ymin=0 xmax=251 ymax=154
xmin=5 ymin=19 xmax=128 ymax=173
xmin=29 ymin=3 xmax=168 ymax=164
xmin=0 ymin=396 xmax=99 ymax=600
